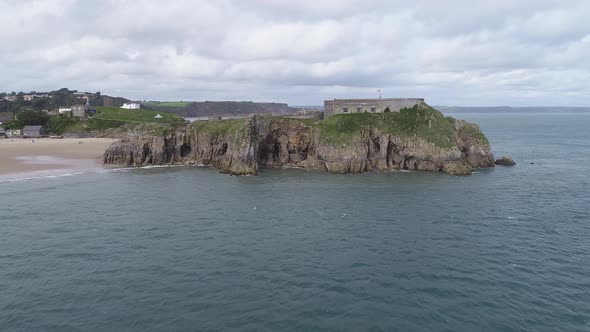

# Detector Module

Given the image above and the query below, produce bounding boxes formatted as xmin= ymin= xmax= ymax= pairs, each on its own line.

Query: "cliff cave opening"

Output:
xmin=217 ymin=143 xmax=228 ymax=156
xmin=180 ymin=143 xmax=192 ymax=157
xmin=272 ymin=142 xmax=281 ymax=161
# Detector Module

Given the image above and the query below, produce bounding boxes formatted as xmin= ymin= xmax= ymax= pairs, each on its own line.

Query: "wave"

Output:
xmin=0 ymin=164 xmax=191 ymax=184
xmin=0 ymin=171 xmax=87 ymax=183
xmin=0 ymin=167 xmax=114 ymax=184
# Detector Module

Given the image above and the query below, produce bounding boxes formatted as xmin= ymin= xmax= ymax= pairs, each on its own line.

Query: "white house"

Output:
xmin=121 ymin=102 xmax=140 ymax=110
xmin=6 ymin=129 xmax=21 ymax=137
xmin=58 ymin=107 xmax=72 ymax=114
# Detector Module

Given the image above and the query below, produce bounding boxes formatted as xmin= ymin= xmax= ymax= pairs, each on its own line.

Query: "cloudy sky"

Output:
xmin=1 ymin=0 xmax=588 ymax=106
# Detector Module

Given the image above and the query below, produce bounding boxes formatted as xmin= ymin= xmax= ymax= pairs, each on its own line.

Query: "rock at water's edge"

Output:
xmin=102 ymin=106 xmax=497 ymax=176
xmin=495 ymin=156 xmax=516 ymax=166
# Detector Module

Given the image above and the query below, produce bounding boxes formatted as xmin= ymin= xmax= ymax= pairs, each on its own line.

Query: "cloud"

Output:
xmin=0 ymin=0 xmax=588 ymax=106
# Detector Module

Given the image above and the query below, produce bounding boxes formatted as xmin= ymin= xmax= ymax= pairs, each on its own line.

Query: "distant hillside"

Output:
xmin=142 ymin=101 xmax=297 ymax=117
xmin=0 ymin=88 xmax=130 ymax=114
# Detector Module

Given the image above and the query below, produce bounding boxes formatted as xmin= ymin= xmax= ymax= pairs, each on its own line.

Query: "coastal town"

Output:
xmin=0 ymin=87 xmax=442 ymax=177
xmin=0 ymin=89 xmax=174 ymax=139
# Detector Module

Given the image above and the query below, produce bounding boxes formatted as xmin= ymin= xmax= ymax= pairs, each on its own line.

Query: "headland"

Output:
xmin=102 ymin=104 xmax=495 ymax=175
xmin=1 ymin=89 xmax=499 ymax=176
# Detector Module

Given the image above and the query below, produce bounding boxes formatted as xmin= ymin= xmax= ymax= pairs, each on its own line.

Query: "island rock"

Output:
xmin=103 ymin=104 xmax=496 ymax=176
xmin=495 ymin=156 xmax=516 ymax=166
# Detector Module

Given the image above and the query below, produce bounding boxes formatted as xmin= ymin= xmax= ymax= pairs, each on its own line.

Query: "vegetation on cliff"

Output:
xmin=141 ymin=101 xmax=292 ymax=117
xmin=143 ymin=101 xmax=191 ymax=108
xmin=455 ymin=119 xmax=489 ymax=145
xmin=92 ymin=106 xmax=183 ymax=124
xmin=59 ymin=106 xmax=186 ymax=133
xmin=103 ymin=104 xmax=496 ymax=176
xmin=318 ymin=105 xmax=456 ymax=148
xmin=191 ymin=118 xmax=247 ymax=136
xmin=46 ymin=116 xmax=79 ymax=134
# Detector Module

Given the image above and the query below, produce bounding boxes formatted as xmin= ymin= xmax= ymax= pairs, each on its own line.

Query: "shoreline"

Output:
xmin=0 ymin=138 xmax=116 ymax=177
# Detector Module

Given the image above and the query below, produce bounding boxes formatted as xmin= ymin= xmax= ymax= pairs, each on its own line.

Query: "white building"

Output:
xmin=121 ymin=102 xmax=140 ymax=110
xmin=6 ymin=129 xmax=22 ymax=137
xmin=58 ymin=107 xmax=73 ymax=117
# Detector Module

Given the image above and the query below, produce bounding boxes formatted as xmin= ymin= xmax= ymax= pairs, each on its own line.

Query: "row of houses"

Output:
xmin=2 ymin=94 xmax=51 ymax=102
xmin=23 ymin=94 xmax=50 ymax=101
xmin=0 ymin=128 xmax=23 ymax=138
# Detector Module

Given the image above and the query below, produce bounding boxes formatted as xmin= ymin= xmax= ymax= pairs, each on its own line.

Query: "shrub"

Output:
xmin=46 ymin=116 xmax=79 ymax=134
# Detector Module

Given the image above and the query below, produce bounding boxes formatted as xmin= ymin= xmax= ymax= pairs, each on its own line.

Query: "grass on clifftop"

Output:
xmin=60 ymin=106 xmax=185 ymax=133
xmin=319 ymin=105 xmax=457 ymax=149
xmin=92 ymin=106 xmax=184 ymax=123
xmin=191 ymin=118 xmax=247 ymax=137
xmin=456 ymin=122 xmax=489 ymax=145
xmin=143 ymin=101 xmax=191 ymax=108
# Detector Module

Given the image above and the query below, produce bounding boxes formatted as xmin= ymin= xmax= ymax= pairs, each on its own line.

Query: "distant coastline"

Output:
xmin=436 ymin=106 xmax=590 ymax=113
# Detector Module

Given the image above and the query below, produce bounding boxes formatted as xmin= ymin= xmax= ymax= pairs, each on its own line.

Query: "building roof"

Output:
xmin=327 ymin=98 xmax=425 ymax=102
xmin=23 ymin=125 xmax=44 ymax=131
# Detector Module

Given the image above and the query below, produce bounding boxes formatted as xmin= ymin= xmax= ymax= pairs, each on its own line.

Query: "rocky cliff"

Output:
xmin=102 ymin=104 xmax=495 ymax=175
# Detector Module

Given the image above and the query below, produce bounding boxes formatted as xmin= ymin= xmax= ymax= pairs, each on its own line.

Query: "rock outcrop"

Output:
xmin=495 ymin=156 xmax=516 ymax=166
xmin=103 ymin=105 xmax=496 ymax=175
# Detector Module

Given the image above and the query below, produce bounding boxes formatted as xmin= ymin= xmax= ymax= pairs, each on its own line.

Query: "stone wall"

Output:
xmin=324 ymin=98 xmax=425 ymax=116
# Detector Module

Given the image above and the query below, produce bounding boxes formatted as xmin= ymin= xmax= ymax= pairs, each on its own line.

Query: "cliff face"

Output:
xmin=103 ymin=105 xmax=495 ymax=175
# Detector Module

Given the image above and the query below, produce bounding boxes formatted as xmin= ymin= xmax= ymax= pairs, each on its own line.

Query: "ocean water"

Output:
xmin=1 ymin=112 xmax=590 ymax=331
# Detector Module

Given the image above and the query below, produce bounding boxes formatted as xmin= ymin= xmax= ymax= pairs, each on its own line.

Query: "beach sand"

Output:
xmin=0 ymin=138 xmax=117 ymax=176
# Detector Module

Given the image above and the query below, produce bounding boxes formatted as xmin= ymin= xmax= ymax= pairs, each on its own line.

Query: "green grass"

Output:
xmin=319 ymin=105 xmax=457 ymax=149
xmin=57 ymin=106 xmax=186 ymax=133
xmin=457 ymin=122 xmax=489 ymax=145
xmin=93 ymin=106 xmax=185 ymax=123
xmin=143 ymin=101 xmax=191 ymax=108
xmin=46 ymin=116 xmax=79 ymax=134
xmin=186 ymin=105 xmax=470 ymax=150
xmin=192 ymin=118 xmax=247 ymax=137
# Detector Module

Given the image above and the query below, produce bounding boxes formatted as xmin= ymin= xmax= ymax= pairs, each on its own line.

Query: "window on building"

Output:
xmin=343 ymin=108 xmax=348 ymax=113
xmin=357 ymin=107 xmax=362 ymax=112
xmin=371 ymin=107 xmax=377 ymax=113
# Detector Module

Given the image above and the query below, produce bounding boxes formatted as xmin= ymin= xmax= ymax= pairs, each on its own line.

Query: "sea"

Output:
xmin=1 ymin=112 xmax=589 ymax=331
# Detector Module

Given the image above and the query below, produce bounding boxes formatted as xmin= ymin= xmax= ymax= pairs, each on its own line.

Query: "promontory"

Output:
xmin=102 ymin=103 xmax=495 ymax=176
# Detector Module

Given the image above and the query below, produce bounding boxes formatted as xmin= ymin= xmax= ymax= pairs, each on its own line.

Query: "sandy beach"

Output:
xmin=0 ymin=138 xmax=117 ymax=176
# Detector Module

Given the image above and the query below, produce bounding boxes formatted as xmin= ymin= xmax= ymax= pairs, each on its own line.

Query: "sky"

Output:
xmin=0 ymin=0 xmax=588 ymax=106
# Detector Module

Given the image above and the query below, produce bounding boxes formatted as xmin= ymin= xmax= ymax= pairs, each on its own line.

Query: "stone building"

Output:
xmin=71 ymin=105 xmax=87 ymax=117
xmin=324 ymin=98 xmax=425 ymax=117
